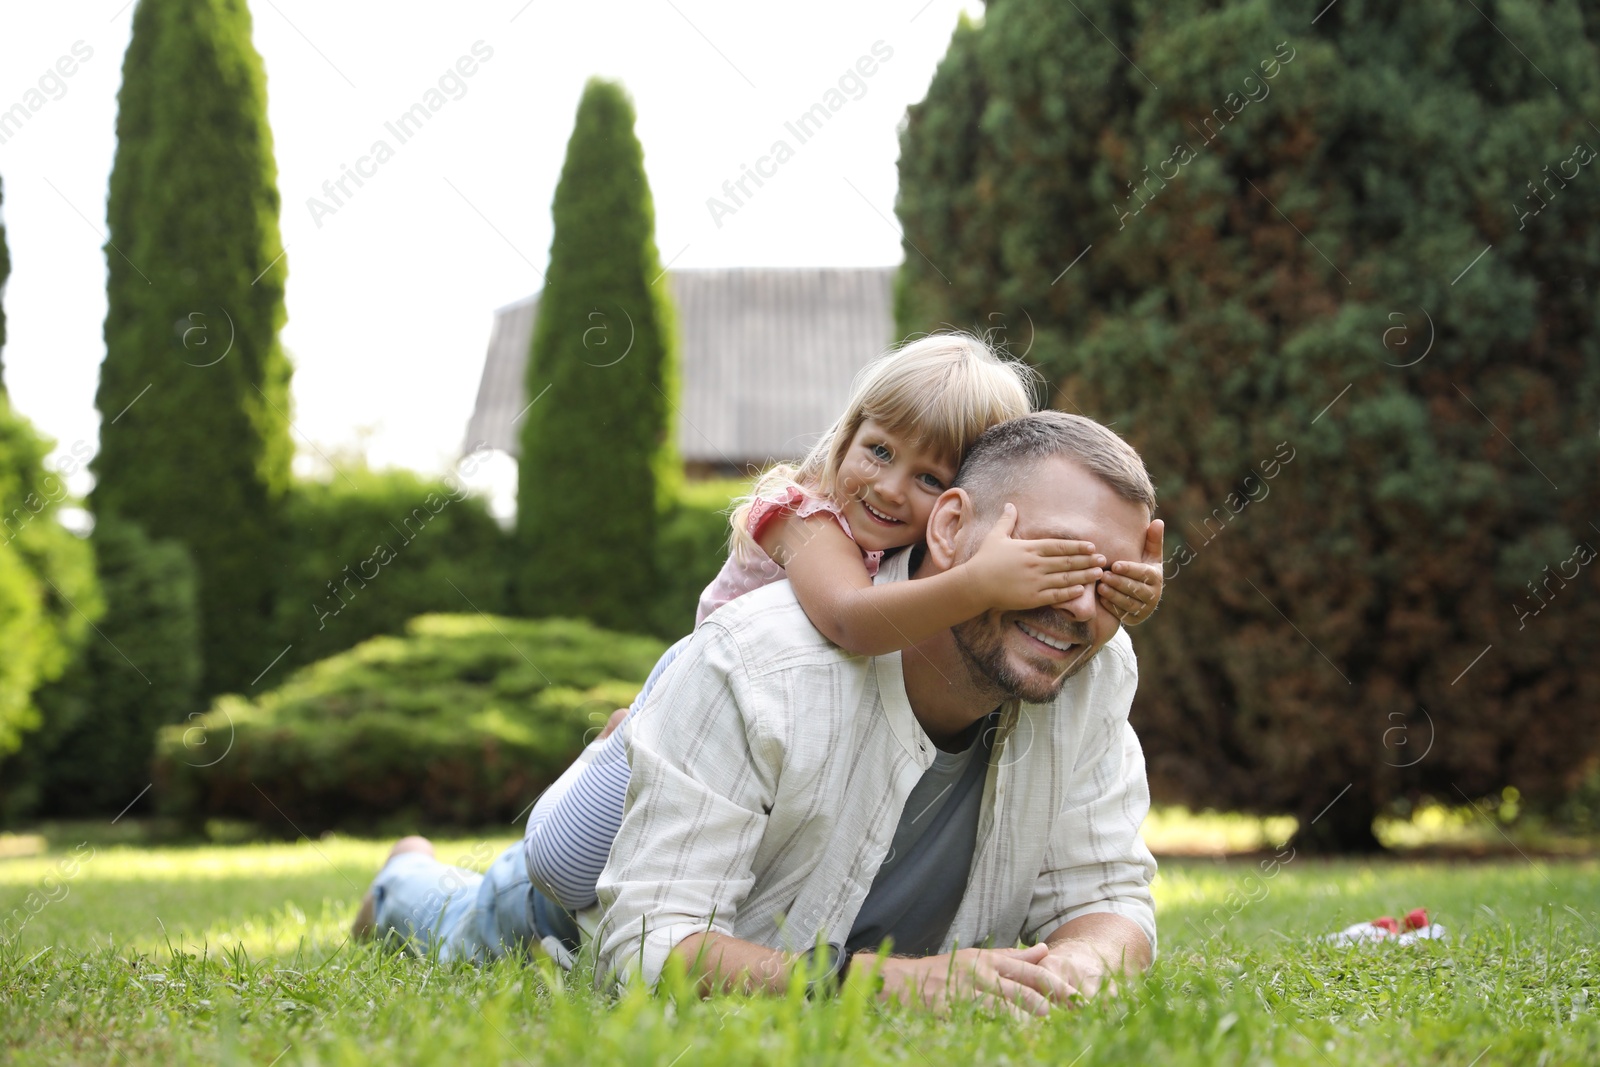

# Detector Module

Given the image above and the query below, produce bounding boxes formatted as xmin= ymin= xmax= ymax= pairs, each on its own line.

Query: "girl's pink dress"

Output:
xmin=694 ymin=484 xmax=884 ymax=625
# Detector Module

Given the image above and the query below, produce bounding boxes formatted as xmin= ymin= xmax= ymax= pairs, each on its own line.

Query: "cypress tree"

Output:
xmin=94 ymin=0 xmax=292 ymax=695
xmin=897 ymin=0 xmax=1600 ymax=849
xmin=515 ymin=78 xmax=679 ymax=630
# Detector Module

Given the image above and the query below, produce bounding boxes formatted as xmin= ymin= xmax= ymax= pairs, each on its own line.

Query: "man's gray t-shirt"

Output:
xmin=845 ymin=712 xmax=997 ymax=956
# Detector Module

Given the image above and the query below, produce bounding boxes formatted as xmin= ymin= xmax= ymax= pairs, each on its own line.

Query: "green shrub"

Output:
xmin=516 ymin=78 xmax=680 ymax=632
xmin=94 ymin=0 xmax=293 ymax=696
xmin=0 ymin=538 xmax=46 ymax=757
xmin=0 ymin=398 xmax=97 ymax=763
xmin=153 ymin=614 xmax=665 ymax=832
xmin=273 ymin=467 xmax=512 ymax=675
xmin=14 ymin=520 xmax=202 ymax=818
xmin=648 ymin=478 xmax=744 ymax=639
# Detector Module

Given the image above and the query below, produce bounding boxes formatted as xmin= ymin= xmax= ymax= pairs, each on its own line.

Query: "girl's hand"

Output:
xmin=963 ymin=503 xmax=1105 ymax=612
xmin=1098 ymin=520 xmax=1164 ymax=625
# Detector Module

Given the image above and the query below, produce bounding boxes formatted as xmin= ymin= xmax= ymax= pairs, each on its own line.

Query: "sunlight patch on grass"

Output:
xmin=1141 ymin=805 xmax=1297 ymax=855
xmin=161 ymin=898 xmax=355 ymax=959
xmin=0 ymin=834 xmax=520 ymax=956
xmin=0 ymin=835 xmax=516 ymax=888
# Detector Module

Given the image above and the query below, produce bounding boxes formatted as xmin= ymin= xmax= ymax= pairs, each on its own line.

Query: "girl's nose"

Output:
xmin=878 ymin=473 xmax=907 ymax=504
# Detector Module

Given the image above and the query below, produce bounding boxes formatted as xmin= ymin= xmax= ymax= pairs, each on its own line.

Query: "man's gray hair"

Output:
xmin=955 ymin=411 xmax=1157 ymax=516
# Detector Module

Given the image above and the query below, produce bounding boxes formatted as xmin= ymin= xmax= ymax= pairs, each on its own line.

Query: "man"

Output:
xmin=360 ymin=412 xmax=1163 ymax=1016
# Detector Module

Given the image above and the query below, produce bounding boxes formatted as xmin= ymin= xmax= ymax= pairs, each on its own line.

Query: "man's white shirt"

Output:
xmin=594 ymin=550 xmax=1158 ymax=984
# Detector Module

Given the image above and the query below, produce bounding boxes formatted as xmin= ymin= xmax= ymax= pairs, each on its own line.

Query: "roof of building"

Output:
xmin=464 ymin=266 xmax=897 ymax=468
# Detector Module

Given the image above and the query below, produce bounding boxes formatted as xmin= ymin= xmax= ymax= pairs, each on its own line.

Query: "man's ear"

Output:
xmin=924 ymin=487 xmax=973 ymax=572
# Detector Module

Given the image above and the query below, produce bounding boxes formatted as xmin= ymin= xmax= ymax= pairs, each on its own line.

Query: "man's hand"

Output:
xmin=1038 ymin=912 xmax=1152 ymax=1001
xmin=1038 ymin=938 xmax=1120 ymax=1000
xmin=865 ymin=944 xmax=1078 ymax=1019
xmin=963 ymin=503 xmax=1105 ymax=613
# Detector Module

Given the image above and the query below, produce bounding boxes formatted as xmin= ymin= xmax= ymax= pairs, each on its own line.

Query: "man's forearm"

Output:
xmin=673 ymin=931 xmax=795 ymax=995
xmin=1044 ymin=912 xmax=1153 ymax=973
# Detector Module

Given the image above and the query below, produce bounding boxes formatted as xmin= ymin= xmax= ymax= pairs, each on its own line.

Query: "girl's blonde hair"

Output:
xmin=729 ymin=330 xmax=1038 ymax=562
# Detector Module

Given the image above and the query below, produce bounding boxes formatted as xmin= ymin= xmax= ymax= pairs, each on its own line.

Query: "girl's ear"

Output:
xmin=924 ymin=487 xmax=972 ymax=571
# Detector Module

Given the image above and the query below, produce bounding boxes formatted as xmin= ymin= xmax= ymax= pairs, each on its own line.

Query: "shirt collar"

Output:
xmin=871 ymin=549 xmax=939 ymax=767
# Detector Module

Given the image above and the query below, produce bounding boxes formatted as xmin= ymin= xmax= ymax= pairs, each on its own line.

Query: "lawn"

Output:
xmin=1 ymin=822 xmax=1596 ymax=1065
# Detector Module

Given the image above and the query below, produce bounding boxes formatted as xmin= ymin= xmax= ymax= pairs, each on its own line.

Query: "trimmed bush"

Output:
xmin=516 ymin=78 xmax=680 ymax=632
xmin=153 ymin=614 xmax=666 ymax=832
xmin=94 ymin=0 xmax=293 ymax=696
xmin=273 ymin=467 xmax=512 ymax=675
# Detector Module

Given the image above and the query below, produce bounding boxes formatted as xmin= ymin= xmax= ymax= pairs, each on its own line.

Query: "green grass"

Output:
xmin=1 ymin=825 xmax=1596 ymax=1065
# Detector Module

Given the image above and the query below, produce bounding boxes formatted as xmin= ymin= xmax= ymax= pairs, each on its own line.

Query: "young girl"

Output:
xmin=524 ymin=332 xmax=1163 ymax=910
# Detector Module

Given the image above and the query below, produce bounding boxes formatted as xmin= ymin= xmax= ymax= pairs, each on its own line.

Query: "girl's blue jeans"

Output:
xmin=369 ymin=843 xmax=581 ymax=964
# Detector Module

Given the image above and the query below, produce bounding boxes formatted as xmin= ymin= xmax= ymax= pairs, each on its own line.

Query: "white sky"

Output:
xmin=0 ymin=0 xmax=982 ymax=509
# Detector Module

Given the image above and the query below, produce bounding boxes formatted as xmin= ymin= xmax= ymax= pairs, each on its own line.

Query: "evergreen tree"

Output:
xmin=516 ymin=78 xmax=679 ymax=630
xmin=94 ymin=0 xmax=292 ymax=695
xmin=896 ymin=0 xmax=1600 ymax=849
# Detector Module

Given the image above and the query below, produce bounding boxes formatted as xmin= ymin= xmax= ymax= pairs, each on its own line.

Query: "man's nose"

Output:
xmin=1058 ymin=580 xmax=1098 ymax=622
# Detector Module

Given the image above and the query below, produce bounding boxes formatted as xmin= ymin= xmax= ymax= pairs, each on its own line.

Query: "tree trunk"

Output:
xmin=1291 ymin=791 xmax=1383 ymax=854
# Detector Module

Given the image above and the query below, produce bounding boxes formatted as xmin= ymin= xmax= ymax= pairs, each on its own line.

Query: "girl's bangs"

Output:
xmin=861 ymin=366 xmax=1019 ymax=470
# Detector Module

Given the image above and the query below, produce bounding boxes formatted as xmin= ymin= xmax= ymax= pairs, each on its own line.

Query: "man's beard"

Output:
xmin=950 ymin=608 xmax=1097 ymax=704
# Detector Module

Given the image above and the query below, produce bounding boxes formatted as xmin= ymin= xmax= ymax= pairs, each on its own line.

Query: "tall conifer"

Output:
xmin=516 ymin=79 xmax=679 ymax=630
xmin=95 ymin=0 xmax=292 ymax=694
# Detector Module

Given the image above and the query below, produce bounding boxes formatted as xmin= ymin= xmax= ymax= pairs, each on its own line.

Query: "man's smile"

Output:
xmin=1015 ymin=619 xmax=1081 ymax=655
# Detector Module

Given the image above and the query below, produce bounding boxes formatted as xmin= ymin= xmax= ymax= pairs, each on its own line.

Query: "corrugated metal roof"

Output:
xmin=464 ymin=267 xmax=896 ymax=468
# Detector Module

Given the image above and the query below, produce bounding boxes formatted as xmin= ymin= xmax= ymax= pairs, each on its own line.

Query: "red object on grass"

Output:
xmin=1404 ymin=908 xmax=1429 ymax=931
xmin=1371 ymin=916 xmax=1401 ymax=935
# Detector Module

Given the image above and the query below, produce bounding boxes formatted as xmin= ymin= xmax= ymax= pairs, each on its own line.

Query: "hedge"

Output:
xmin=153 ymin=613 xmax=665 ymax=832
xmin=273 ymin=466 xmax=513 ymax=674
